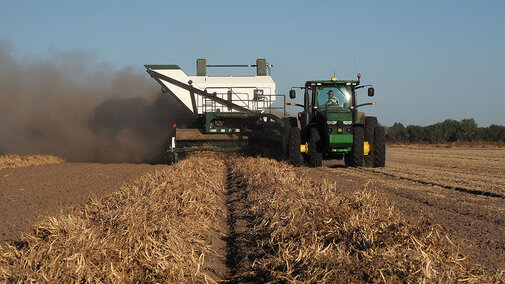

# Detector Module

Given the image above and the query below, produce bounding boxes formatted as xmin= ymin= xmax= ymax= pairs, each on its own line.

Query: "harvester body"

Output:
xmin=145 ymin=59 xmax=290 ymax=163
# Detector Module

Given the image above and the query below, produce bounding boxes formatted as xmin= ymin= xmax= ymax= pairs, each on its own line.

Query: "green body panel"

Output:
xmin=204 ymin=112 xmax=249 ymax=133
xmin=326 ymin=111 xmax=352 ymax=121
xmin=329 ymin=134 xmax=353 ymax=148
xmin=144 ymin=64 xmax=181 ymax=70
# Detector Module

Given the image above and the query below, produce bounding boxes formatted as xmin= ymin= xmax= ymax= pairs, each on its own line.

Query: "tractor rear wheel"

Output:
xmin=345 ymin=125 xmax=364 ymax=167
xmin=288 ymin=127 xmax=302 ymax=167
xmin=309 ymin=128 xmax=323 ymax=167
xmin=364 ymin=116 xmax=378 ymax=167
xmin=374 ymin=126 xmax=386 ymax=167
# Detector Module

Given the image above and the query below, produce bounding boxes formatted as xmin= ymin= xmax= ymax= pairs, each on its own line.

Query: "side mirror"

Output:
xmin=368 ymin=87 xmax=374 ymax=97
xmin=289 ymin=89 xmax=296 ymax=99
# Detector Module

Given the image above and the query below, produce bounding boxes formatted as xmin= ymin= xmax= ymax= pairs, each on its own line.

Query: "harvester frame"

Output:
xmin=145 ymin=60 xmax=298 ymax=164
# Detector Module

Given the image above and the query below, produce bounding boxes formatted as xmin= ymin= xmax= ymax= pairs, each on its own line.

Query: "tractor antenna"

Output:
xmin=333 ymin=69 xmax=336 ymax=77
xmin=353 ymin=59 xmax=358 ymax=75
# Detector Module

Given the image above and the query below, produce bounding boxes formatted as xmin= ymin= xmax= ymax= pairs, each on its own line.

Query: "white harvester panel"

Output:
xmin=145 ymin=60 xmax=277 ymax=115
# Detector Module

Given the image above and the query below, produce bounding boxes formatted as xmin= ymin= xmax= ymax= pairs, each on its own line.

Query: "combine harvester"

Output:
xmin=145 ymin=59 xmax=385 ymax=167
xmin=145 ymin=59 xmax=300 ymax=164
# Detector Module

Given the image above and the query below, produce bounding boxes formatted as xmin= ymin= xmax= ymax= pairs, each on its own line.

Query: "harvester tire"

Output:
xmin=364 ymin=116 xmax=378 ymax=167
xmin=374 ymin=126 xmax=386 ymax=167
xmin=289 ymin=127 xmax=302 ymax=167
xmin=166 ymin=152 xmax=175 ymax=165
xmin=345 ymin=125 xmax=364 ymax=167
xmin=309 ymin=128 xmax=323 ymax=167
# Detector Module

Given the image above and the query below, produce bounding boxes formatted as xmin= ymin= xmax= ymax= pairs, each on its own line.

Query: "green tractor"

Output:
xmin=287 ymin=74 xmax=385 ymax=167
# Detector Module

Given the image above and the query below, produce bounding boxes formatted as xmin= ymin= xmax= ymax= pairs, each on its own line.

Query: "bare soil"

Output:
xmin=0 ymin=162 xmax=166 ymax=242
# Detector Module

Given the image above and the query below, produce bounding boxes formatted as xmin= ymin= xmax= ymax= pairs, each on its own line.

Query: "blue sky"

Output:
xmin=1 ymin=0 xmax=504 ymax=126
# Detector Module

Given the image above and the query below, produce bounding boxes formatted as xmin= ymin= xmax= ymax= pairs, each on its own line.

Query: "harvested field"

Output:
xmin=0 ymin=162 xmax=166 ymax=242
xmin=225 ymin=157 xmax=494 ymax=283
xmin=317 ymin=145 xmax=505 ymax=275
xmin=369 ymin=145 xmax=505 ymax=196
xmin=0 ymin=154 xmax=228 ymax=283
xmin=0 ymin=154 xmax=65 ymax=170
xmin=2 ymin=149 xmax=503 ymax=283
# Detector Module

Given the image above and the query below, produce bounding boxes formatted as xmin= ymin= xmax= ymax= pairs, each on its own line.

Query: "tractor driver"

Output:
xmin=323 ymin=90 xmax=339 ymax=107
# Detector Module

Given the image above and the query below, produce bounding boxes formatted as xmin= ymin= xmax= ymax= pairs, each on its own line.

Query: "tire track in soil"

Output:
xmin=223 ymin=165 xmax=240 ymax=281
xmin=360 ymin=168 xmax=505 ymax=199
xmin=222 ymin=163 xmax=266 ymax=283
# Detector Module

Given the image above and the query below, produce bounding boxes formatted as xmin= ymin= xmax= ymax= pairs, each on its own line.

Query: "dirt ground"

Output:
xmin=0 ymin=163 xmax=167 ymax=242
xmin=309 ymin=145 xmax=505 ymax=274
xmin=1 ymin=146 xmax=504 ymax=276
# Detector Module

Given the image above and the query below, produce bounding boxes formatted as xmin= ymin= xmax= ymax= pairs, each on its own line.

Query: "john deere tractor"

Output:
xmin=287 ymin=74 xmax=385 ymax=167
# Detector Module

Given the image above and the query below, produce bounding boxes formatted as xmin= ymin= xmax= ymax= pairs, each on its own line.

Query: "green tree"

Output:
xmin=483 ymin=124 xmax=505 ymax=142
xmin=406 ymin=125 xmax=425 ymax=142
xmin=459 ymin=118 xmax=478 ymax=141
xmin=386 ymin=123 xmax=408 ymax=142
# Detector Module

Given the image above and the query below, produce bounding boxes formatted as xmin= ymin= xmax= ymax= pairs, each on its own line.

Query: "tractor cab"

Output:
xmin=296 ymin=77 xmax=362 ymax=131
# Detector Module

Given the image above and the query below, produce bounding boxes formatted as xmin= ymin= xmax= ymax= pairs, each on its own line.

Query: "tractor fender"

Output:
xmin=355 ymin=112 xmax=366 ymax=125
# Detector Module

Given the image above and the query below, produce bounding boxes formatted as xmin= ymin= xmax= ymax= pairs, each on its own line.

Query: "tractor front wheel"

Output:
xmin=364 ymin=116 xmax=377 ymax=167
xmin=309 ymin=128 xmax=323 ymax=167
xmin=345 ymin=125 xmax=364 ymax=167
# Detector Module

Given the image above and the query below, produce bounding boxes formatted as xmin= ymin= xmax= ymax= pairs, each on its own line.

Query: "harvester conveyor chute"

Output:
xmin=146 ymin=69 xmax=251 ymax=114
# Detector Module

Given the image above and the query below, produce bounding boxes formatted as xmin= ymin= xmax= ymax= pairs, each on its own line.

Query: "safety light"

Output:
xmin=372 ymin=102 xmax=376 ymax=105
xmin=172 ymin=124 xmax=177 ymax=128
xmin=357 ymin=73 xmax=361 ymax=78
xmin=331 ymin=77 xmax=338 ymax=81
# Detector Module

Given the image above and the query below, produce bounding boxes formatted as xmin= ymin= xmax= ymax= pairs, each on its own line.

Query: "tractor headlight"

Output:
xmin=327 ymin=121 xmax=338 ymax=125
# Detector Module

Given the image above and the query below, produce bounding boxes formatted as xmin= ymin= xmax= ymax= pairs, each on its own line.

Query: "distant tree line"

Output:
xmin=385 ymin=119 xmax=505 ymax=143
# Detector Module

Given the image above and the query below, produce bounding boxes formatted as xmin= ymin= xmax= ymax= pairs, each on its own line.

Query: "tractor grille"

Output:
xmin=327 ymin=121 xmax=352 ymax=135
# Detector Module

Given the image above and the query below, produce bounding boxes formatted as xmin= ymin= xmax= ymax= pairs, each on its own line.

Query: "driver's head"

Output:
xmin=328 ymin=90 xmax=334 ymax=98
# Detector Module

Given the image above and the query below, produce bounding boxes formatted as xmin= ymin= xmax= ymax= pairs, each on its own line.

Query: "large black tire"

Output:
xmin=364 ymin=116 xmax=378 ymax=167
xmin=345 ymin=125 xmax=364 ymax=167
xmin=309 ymin=128 xmax=323 ymax=167
xmin=374 ymin=126 xmax=386 ymax=167
xmin=288 ymin=127 xmax=302 ymax=167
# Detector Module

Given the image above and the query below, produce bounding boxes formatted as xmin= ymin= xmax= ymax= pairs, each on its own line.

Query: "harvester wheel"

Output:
xmin=364 ymin=116 xmax=378 ymax=167
xmin=166 ymin=152 xmax=175 ymax=165
xmin=345 ymin=125 xmax=364 ymax=167
xmin=374 ymin=126 xmax=386 ymax=167
xmin=289 ymin=127 xmax=302 ymax=167
xmin=309 ymin=128 xmax=323 ymax=167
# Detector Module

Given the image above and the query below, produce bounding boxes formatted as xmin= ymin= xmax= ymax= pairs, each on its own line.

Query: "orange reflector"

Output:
xmin=286 ymin=112 xmax=290 ymax=116
xmin=372 ymin=102 xmax=376 ymax=105
xmin=172 ymin=124 xmax=177 ymax=128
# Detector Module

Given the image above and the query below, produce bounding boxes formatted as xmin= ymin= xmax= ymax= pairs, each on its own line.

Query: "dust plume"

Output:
xmin=0 ymin=41 xmax=192 ymax=163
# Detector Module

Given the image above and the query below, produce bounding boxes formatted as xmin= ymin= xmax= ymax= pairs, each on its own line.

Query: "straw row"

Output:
xmin=0 ymin=153 xmax=227 ymax=283
xmin=0 ymin=154 xmax=65 ymax=170
xmin=226 ymin=156 xmax=499 ymax=283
